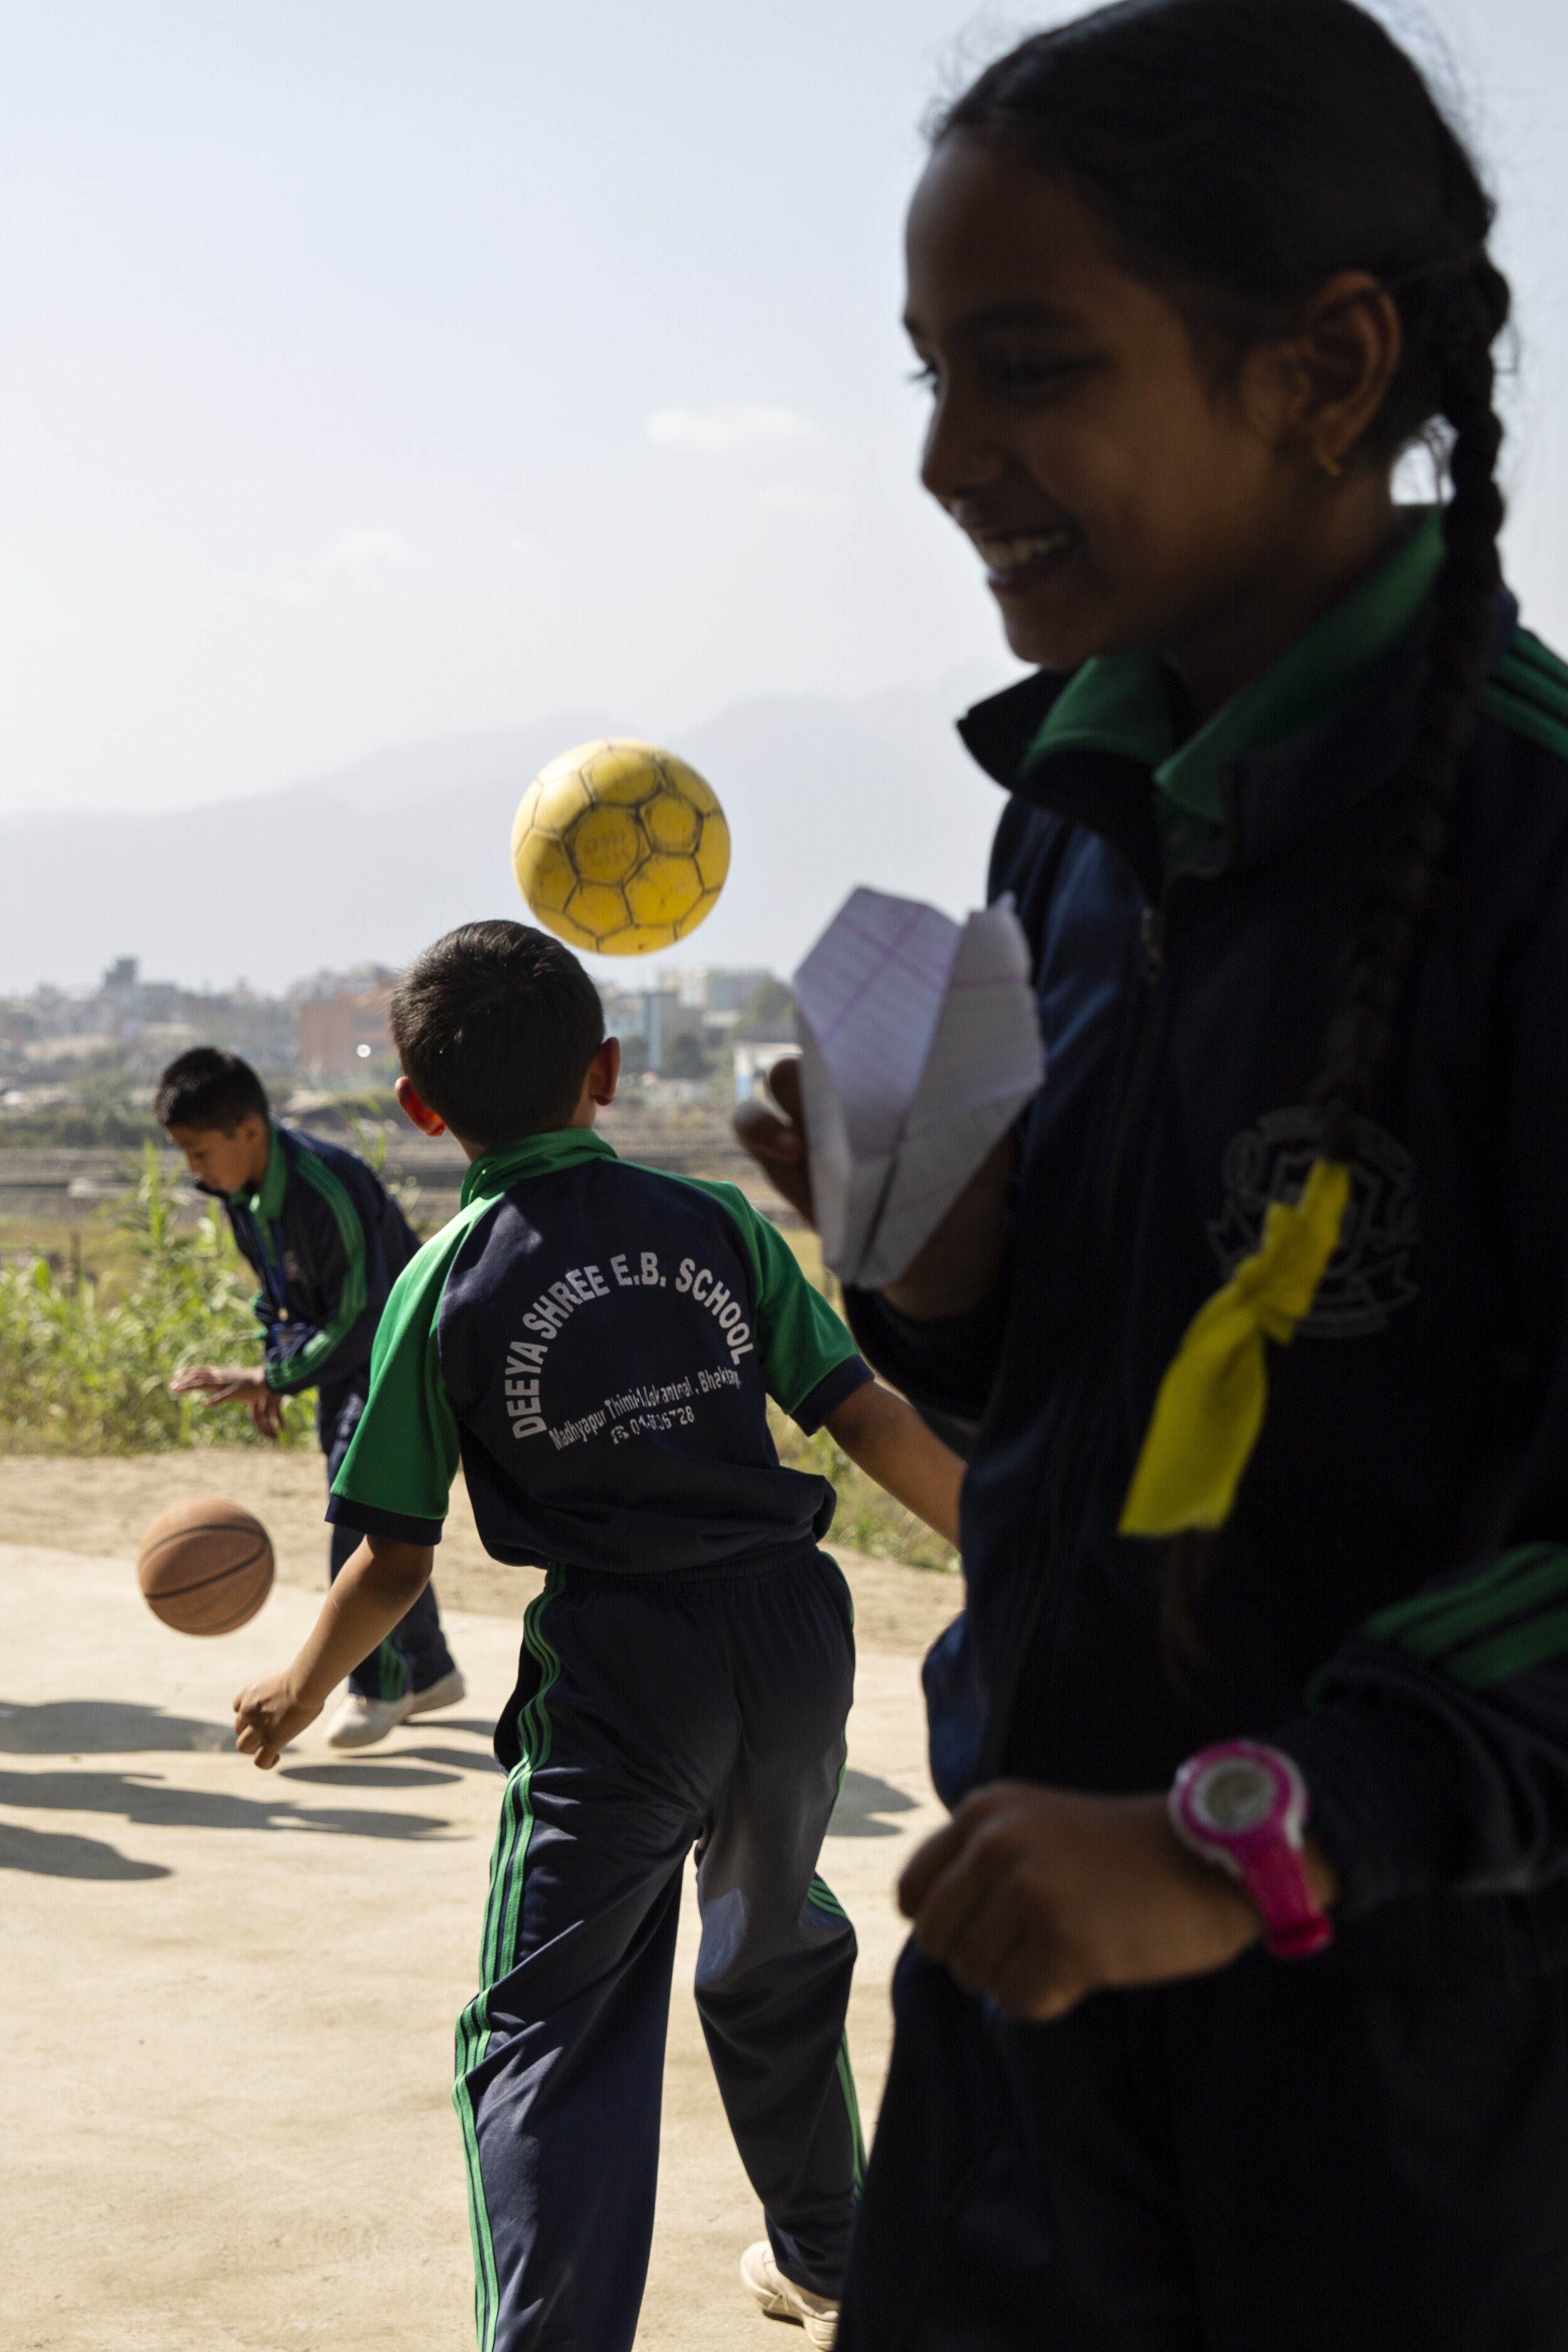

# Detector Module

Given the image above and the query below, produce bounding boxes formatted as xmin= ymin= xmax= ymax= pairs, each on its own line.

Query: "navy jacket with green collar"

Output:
xmin=203 ymin=1125 xmax=420 ymax=1396
xmin=847 ymin=588 xmax=1568 ymax=1986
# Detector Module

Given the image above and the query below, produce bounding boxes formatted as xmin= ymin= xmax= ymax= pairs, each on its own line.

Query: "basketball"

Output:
xmin=136 ymin=1498 xmax=275 ymax=1636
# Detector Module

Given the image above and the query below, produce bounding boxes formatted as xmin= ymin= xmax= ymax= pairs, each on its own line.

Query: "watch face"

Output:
xmin=1190 ymin=1757 xmax=1278 ymax=1835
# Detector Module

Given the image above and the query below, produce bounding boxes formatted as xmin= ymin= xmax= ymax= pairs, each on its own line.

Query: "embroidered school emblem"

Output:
xmin=1207 ymin=1108 xmax=1419 ymax=1337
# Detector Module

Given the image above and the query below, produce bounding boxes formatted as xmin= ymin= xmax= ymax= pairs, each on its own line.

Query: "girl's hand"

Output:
xmin=899 ymin=1783 xmax=1263 ymax=2020
xmin=733 ymin=1056 xmax=815 ymax=1226
xmin=733 ymin=1055 xmax=1015 ymax=1318
xmin=234 ymin=1672 xmax=322 ymax=1769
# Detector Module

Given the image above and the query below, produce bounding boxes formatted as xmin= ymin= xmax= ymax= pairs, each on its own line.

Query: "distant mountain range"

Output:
xmin=0 ymin=681 xmax=1019 ymax=994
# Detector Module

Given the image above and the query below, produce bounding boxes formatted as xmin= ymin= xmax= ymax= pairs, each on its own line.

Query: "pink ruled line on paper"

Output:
xmin=814 ymin=906 xmax=948 ymax=1047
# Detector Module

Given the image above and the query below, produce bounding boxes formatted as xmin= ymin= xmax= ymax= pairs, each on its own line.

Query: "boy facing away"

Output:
xmin=233 ymin=921 xmax=965 ymax=2352
xmin=157 ymin=1047 xmax=465 ymax=1747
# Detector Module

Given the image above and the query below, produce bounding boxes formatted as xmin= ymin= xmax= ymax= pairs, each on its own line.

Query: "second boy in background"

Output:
xmin=233 ymin=920 xmax=966 ymax=2352
xmin=158 ymin=1046 xmax=465 ymax=1746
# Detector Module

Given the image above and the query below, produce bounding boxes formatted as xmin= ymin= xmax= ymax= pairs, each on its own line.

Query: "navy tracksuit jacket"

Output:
xmin=329 ymin=1130 xmax=873 ymax=2352
xmin=206 ymin=1123 xmax=454 ymax=1699
xmin=839 ymin=593 xmax=1568 ymax=2350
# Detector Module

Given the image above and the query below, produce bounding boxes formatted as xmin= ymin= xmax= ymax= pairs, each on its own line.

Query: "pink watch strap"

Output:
xmin=1240 ymin=1832 xmax=1333 ymax=1959
xmin=1169 ymin=1740 xmax=1333 ymax=1959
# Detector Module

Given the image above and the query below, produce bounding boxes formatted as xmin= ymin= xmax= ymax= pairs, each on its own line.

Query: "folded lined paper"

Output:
xmin=793 ymin=887 xmax=1044 ymax=1290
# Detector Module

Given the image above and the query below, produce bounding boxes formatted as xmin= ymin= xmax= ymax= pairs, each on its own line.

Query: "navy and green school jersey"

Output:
xmin=202 ymin=1123 xmax=420 ymax=1395
xmin=849 ymin=534 xmax=1568 ymax=1983
xmin=327 ymin=1128 xmax=871 ymax=1574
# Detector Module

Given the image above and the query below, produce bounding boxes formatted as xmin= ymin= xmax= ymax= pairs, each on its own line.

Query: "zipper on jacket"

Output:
xmin=983 ymin=879 xmax=1174 ymax=1778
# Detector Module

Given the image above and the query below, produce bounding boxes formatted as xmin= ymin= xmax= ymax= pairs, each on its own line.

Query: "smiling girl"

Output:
xmin=738 ymin=1 xmax=1568 ymax=2343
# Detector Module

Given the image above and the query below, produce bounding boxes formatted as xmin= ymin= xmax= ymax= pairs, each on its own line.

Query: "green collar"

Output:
xmin=461 ymin=1126 xmax=618 ymax=1209
xmin=231 ymin=1124 xmax=290 ymax=1223
xmin=1024 ymin=506 xmax=1446 ymax=826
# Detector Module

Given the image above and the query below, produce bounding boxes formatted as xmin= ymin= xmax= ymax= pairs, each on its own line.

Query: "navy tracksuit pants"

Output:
xmin=320 ymin=1379 xmax=456 ymax=1702
xmin=454 ymin=1548 xmax=863 ymax=2352
xmin=839 ymin=1939 xmax=1568 ymax=2352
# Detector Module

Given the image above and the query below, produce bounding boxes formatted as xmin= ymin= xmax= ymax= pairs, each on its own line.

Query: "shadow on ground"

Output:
xmin=0 ymin=1767 xmax=446 ymax=1841
xmin=0 ymin=1820 xmax=171 ymax=1879
xmin=400 ymin=1745 xmax=504 ymax=1774
xmin=278 ymin=1747 xmax=503 ymax=1783
xmin=828 ymin=1769 xmax=919 ymax=1838
xmin=0 ymin=1699 xmax=233 ymax=1754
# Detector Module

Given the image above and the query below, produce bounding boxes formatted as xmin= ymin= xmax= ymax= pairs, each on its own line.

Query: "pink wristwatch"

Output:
xmin=1168 ymin=1740 xmax=1333 ymax=1959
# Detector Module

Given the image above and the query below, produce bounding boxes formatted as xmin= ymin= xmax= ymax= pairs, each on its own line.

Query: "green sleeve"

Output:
xmin=329 ymin=1217 xmax=475 ymax=1537
xmin=263 ymin=1152 xmax=368 ymax=1394
xmin=656 ymin=1173 xmax=865 ymax=1422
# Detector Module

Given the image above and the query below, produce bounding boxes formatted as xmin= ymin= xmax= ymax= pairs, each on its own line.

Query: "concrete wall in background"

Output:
xmin=296 ymin=992 xmax=393 ymax=1079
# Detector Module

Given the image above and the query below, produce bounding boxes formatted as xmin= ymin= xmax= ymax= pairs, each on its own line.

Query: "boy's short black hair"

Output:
xmin=390 ymin=921 xmax=606 ymax=1147
xmin=154 ymin=1048 xmax=271 ymax=1135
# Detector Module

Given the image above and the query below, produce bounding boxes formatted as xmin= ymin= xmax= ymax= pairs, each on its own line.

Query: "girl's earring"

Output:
xmin=1316 ymin=445 xmax=1343 ymax=479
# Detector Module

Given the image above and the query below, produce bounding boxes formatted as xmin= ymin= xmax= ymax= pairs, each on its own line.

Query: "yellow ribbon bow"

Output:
xmin=1119 ymin=1156 xmax=1352 ymax=1537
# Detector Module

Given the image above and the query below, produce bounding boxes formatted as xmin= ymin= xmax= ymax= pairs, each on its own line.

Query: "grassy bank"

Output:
xmin=0 ymin=1148 xmax=309 ymax=1454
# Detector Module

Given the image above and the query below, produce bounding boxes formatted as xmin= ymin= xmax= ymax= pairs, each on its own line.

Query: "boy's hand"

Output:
xmin=171 ymin=1364 xmax=268 ymax=1406
xmin=230 ymin=1536 xmax=434 ymax=1774
xmin=234 ymin=1672 xmax=322 ymax=1769
xmin=171 ymin=1364 xmax=284 ymax=1442
xmin=899 ymin=1784 xmax=1267 ymax=2020
xmin=246 ymin=1388 xmax=286 ymax=1443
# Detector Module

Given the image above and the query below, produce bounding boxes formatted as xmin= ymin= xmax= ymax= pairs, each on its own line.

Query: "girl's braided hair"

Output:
xmin=937 ymin=0 xmax=1510 ymax=1670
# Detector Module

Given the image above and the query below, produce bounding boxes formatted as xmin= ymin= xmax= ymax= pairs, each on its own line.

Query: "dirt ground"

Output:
xmin=0 ymin=1452 xmax=960 ymax=2351
xmin=0 ymin=1449 xmax=961 ymax=1658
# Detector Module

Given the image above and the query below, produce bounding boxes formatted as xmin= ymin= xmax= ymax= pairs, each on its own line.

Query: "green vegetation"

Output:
xmin=0 ymin=1147 xmax=308 ymax=1454
xmin=0 ymin=1071 xmax=161 ymax=1150
xmin=0 ymin=1215 xmax=147 ymax=1303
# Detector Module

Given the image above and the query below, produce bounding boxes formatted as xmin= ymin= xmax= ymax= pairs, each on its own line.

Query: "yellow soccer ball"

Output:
xmin=511 ymin=739 xmax=731 ymax=956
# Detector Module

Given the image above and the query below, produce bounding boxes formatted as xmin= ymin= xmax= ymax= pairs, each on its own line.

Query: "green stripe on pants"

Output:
xmin=453 ymin=1579 xmax=563 ymax=2352
xmin=837 ymin=2032 xmax=867 ymax=2195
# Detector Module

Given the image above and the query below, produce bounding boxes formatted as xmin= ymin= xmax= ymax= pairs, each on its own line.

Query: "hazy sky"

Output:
xmin=3 ymin=0 xmax=1567 ymax=824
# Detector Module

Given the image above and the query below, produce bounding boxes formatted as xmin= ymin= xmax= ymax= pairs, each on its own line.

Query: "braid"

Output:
xmin=1160 ymin=268 xmax=1510 ymax=1688
xmin=1311 ymin=265 xmax=1510 ymax=1163
xmin=1162 ymin=274 xmax=1509 ymax=1687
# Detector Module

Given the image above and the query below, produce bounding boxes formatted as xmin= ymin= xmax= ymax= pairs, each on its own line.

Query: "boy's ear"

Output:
xmin=588 ymin=1037 xmax=621 ymax=1108
xmin=395 ymin=1075 xmax=447 ymax=1137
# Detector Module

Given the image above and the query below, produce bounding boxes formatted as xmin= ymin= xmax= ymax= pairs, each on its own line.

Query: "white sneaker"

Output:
xmin=324 ymin=1690 xmax=418 ymax=1749
xmin=741 ymin=2243 xmax=840 ymax=2349
xmin=405 ymin=1666 xmax=467 ymax=1719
